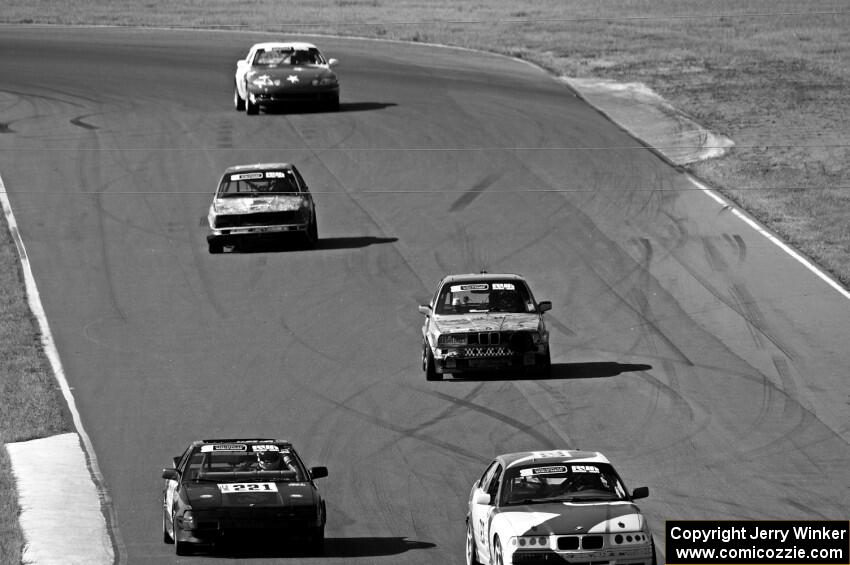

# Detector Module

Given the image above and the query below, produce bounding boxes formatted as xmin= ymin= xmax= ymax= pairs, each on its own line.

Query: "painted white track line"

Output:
xmin=0 ymin=172 xmax=117 ymax=565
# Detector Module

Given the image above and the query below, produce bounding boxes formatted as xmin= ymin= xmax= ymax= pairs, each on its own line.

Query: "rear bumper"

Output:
xmin=208 ymin=224 xmax=308 ymax=244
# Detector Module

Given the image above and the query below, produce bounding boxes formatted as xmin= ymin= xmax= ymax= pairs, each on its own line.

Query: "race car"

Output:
xmin=161 ymin=438 xmax=328 ymax=555
xmin=466 ymin=450 xmax=656 ymax=565
xmin=206 ymin=162 xmax=319 ymax=253
xmin=234 ymin=41 xmax=340 ymax=114
xmin=418 ymin=272 xmax=552 ymax=380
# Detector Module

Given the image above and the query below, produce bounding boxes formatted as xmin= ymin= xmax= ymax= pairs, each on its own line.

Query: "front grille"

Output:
xmin=463 ymin=346 xmax=512 ymax=358
xmin=469 ymin=331 xmax=501 ymax=345
xmin=214 ymin=211 xmax=306 ymax=229
xmin=556 ymin=535 xmax=605 ymax=550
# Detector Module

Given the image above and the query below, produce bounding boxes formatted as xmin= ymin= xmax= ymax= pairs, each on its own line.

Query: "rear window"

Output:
xmin=217 ymin=170 xmax=301 ymax=197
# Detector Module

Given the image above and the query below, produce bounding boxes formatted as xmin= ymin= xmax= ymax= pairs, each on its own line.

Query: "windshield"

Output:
xmin=502 ymin=463 xmax=628 ymax=505
xmin=435 ymin=281 xmax=535 ymax=315
xmin=217 ymin=170 xmax=302 ymax=197
xmin=252 ymin=47 xmax=325 ymax=67
xmin=183 ymin=444 xmax=307 ymax=482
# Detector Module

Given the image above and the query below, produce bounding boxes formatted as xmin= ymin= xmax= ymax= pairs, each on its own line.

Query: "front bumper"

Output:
xmin=432 ymin=344 xmax=549 ymax=374
xmin=509 ymin=543 xmax=654 ymax=565
xmin=248 ymin=86 xmax=339 ymax=105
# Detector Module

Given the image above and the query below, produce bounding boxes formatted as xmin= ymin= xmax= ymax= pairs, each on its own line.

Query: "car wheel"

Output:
xmin=327 ymin=95 xmax=339 ymax=112
xmin=536 ymin=351 xmax=552 ymax=378
xmin=493 ymin=536 xmax=504 ymax=565
xmin=162 ymin=510 xmax=174 ymax=544
xmin=208 ymin=239 xmax=224 ymax=254
xmin=651 ymin=539 xmax=658 ymax=565
xmin=173 ymin=513 xmax=192 ymax=556
xmin=465 ymin=521 xmax=481 ymax=565
xmin=246 ymin=97 xmax=259 ymax=115
xmin=304 ymin=217 xmax=319 ymax=247
xmin=309 ymin=525 xmax=325 ymax=555
xmin=233 ymin=85 xmax=245 ymax=111
xmin=423 ymin=341 xmax=442 ymax=381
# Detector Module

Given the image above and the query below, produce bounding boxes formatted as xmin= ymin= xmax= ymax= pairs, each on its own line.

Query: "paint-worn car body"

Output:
xmin=466 ymin=450 xmax=656 ymax=565
xmin=161 ymin=438 xmax=328 ymax=556
xmin=206 ymin=162 xmax=318 ymax=253
xmin=418 ymin=273 xmax=552 ymax=380
xmin=234 ymin=41 xmax=339 ymax=113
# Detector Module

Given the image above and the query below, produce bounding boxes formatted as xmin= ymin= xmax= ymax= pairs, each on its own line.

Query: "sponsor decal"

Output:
xmin=492 ymin=283 xmax=515 ymax=290
xmin=522 ymin=466 xmax=568 ymax=476
xmin=451 ymin=284 xmax=489 ymax=292
xmin=230 ymin=172 xmax=264 ymax=181
xmin=218 ymin=482 xmax=279 ymax=493
xmin=265 ymin=171 xmax=288 ymax=178
xmin=251 ymin=445 xmax=280 ymax=452
xmin=287 ymin=75 xmax=299 ymax=84
xmin=532 ymin=450 xmax=573 ymax=458
xmin=571 ymin=465 xmax=601 ymax=473
xmin=202 ymin=444 xmax=248 ymax=452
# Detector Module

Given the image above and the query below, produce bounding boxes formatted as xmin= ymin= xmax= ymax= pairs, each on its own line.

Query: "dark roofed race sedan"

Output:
xmin=161 ymin=438 xmax=328 ymax=556
xmin=234 ymin=41 xmax=340 ymax=114
xmin=419 ymin=272 xmax=552 ymax=380
xmin=206 ymin=162 xmax=319 ymax=253
xmin=466 ymin=450 xmax=656 ymax=565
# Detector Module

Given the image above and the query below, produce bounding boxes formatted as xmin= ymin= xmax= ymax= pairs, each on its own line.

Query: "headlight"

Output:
xmin=180 ymin=509 xmax=196 ymax=530
xmin=251 ymin=75 xmax=275 ymax=87
xmin=511 ymin=535 xmax=550 ymax=548
xmin=437 ymin=334 xmax=467 ymax=346
xmin=312 ymin=75 xmax=338 ymax=86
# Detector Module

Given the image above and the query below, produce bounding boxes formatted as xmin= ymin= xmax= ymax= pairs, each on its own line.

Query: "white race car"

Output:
xmin=234 ymin=42 xmax=339 ymax=114
xmin=466 ymin=450 xmax=656 ymax=565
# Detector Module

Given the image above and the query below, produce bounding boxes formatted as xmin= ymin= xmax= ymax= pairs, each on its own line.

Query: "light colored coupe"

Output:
xmin=234 ymin=42 xmax=339 ymax=114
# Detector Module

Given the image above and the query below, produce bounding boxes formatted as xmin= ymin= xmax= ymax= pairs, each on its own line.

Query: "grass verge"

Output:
xmin=0 ymin=210 xmax=73 ymax=564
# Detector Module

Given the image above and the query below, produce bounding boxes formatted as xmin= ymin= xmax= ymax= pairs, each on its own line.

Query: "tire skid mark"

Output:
xmin=70 ymin=114 xmax=99 ymax=130
xmin=415 ymin=387 xmax=559 ymax=449
xmin=449 ymin=171 xmax=503 ymax=212
xmin=309 ymin=388 xmax=487 ymax=463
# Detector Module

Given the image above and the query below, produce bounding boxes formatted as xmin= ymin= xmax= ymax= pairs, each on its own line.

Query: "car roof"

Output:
xmin=439 ymin=273 xmax=527 ymax=285
xmin=498 ymin=450 xmax=611 ymax=469
xmin=222 ymin=163 xmax=294 ymax=174
xmin=250 ymin=42 xmax=319 ymax=51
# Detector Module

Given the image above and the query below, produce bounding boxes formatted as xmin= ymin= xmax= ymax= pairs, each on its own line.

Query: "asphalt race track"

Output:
xmin=1 ymin=27 xmax=848 ymax=564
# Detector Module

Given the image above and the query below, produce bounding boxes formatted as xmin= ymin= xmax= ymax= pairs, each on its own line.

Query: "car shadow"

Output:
xmin=447 ymin=362 xmax=653 ymax=382
xmin=203 ymin=536 xmax=436 ymax=558
xmin=223 ymin=236 xmax=398 ymax=254
xmin=260 ymin=102 xmax=397 ymax=115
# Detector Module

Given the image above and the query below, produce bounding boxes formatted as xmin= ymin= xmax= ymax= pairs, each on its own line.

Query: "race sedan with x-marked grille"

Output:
xmin=234 ymin=41 xmax=340 ymax=114
xmin=466 ymin=450 xmax=656 ymax=565
xmin=419 ymin=272 xmax=552 ymax=380
xmin=161 ymin=438 xmax=328 ymax=556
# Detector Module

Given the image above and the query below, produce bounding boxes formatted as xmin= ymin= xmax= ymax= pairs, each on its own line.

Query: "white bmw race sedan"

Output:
xmin=466 ymin=450 xmax=656 ymax=565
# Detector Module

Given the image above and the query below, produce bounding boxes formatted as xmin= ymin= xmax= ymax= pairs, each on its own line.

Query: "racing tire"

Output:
xmin=326 ymin=95 xmax=340 ymax=112
xmin=423 ymin=342 xmax=442 ymax=381
xmin=651 ymin=539 xmax=658 ymax=565
xmin=465 ymin=521 xmax=482 ymax=565
xmin=303 ymin=217 xmax=319 ymax=248
xmin=493 ymin=536 xmax=505 ymax=565
xmin=208 ymin=239 xmax=224 ymax=254
xmin=309 ymin=525 xmax=325 ymax=555
xmin=246 ymin=97 xmax=259 ymax=115
xmin=173 ymin=515 xmax=193 ymax=556
xmin=535 ymin=351 xmax=552 ymax=378
xmin=234 ymin=85 xmax=245 ymax=111
xmin=163 ymin=512 xmax=174 ymax=544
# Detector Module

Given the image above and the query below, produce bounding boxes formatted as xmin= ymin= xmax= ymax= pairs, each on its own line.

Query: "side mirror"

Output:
xmin=310 ymin=466 xmax=328 ymax=480
xmin=172 ymin=456 xmax=181 ymax=467
xmin=162 ymin=468 xmax=179 ymax=481
xmin=327 ymin=58 xmax=339 ymax=67
xmin=418 ymin=305 xmax=432 ymax=316
xmin=538 ymin=301 xmax=552 ymax=313
xmin=473 ymin=491 xmax=491 ymax=505
xmin=631 ymin=486 xmax=649 ymax=500
xmin=236 ymin=58 xmax=247 ymax=67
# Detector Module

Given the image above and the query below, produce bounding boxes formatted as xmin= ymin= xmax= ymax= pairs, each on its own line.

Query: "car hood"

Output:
xmin=497 ymin=501 xmax=645 ymax=536
xmin=247 ymin=66 xmax=333 ymax=82
xmin=213 ymin=195 xmax=305 ymax=214
xmin=185 ymin=482 xmax=316 ymax=509
xmin=432 ymin=313 xmax=540 ymax=333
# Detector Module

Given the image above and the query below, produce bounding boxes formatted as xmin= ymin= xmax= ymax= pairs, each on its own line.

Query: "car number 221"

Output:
xmin=218 ymin=483 xmax=278 ymax=493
